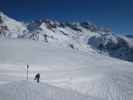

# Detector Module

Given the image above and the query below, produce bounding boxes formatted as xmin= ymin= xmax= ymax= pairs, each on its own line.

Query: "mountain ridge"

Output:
xmin=0 ymin=12 xmax=133 ymax=62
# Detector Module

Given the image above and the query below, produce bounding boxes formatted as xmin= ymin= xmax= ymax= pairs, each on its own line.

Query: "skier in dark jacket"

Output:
xmin=44 ymin=34 xmax=48 ymax=42
xmin=34 ymin=73 xmax=40 ymax=83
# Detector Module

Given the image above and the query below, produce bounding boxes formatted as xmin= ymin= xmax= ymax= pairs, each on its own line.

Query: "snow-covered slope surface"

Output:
xmin=0 ymin=81 xmax=100 ymax=100
xmin=0 ymin=39 xmax=133 ymax=100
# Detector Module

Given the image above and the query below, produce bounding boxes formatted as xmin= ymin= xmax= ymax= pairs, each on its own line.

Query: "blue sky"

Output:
xmin=0 ymin=0 xmax=133 ymax=34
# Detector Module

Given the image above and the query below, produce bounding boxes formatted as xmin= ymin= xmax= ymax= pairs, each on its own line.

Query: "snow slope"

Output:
xmin=0 ymin=39 xmax=133 ymax=100
xmin=0 ymin=12 xmax=27 ymax=38
xmin=0 ymin=81 xmax=100 ymax=100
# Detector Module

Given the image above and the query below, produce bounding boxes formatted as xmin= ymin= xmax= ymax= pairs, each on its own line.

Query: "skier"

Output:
xmin=34 ymin=73 xmax=40 ymax=83
xmin=44 ymin=34 xmax=48 ymax=42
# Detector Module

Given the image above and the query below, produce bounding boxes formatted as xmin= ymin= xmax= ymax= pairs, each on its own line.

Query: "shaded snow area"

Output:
xmin=0 ymin=39 xmax=133 ymax=100
xmin=0 ymin=81 xmax=99 ymax=100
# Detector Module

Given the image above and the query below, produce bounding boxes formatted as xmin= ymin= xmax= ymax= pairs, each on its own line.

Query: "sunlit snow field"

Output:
xmin=0 ymin=39 xmax=133 ymax=100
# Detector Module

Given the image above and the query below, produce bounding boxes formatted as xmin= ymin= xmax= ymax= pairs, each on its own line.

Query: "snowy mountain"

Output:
xmin=88 ymin=34 xmax=133 ymax=61
xmin=0 ymin=11 xmax=133 ymax=100
xmin=0 ymin=12 xmax=133 ymax=62
xmin=0 ymin=12 xmax=27 ymax=38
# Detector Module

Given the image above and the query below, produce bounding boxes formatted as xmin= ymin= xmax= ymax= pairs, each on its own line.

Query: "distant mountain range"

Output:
xmin=0 ymin=12 xmax=133 ymax=62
